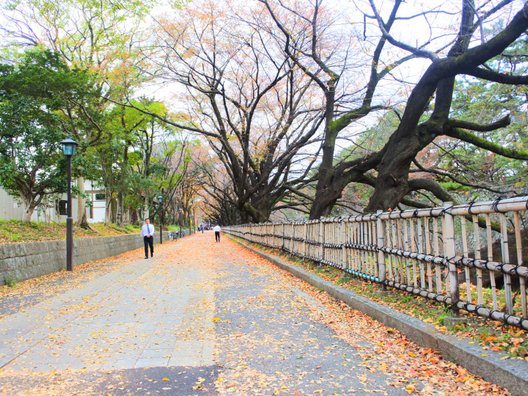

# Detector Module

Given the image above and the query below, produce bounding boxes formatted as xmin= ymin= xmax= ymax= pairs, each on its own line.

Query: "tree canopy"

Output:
xmin=0 ymin=48 xmax=100 ymax=221
xmin=0 ymin=0 xmax=526 ymax=225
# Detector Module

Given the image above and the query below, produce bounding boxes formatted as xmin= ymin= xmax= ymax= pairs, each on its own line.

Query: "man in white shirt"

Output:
xmin=140 ymin=218 xmax=155 ymax=258
xmin=213 ymin=224 xmax=221 ymax=242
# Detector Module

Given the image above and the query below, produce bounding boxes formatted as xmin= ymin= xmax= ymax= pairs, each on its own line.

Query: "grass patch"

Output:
xmin=90 ymin=223 xmax=140 ymax=236
xmin=336 ymin=274 xmax=353 ymax=285
xmin=0 ymin=220 xmax=141 ymax=244
xmin=3 ymin=275 xmax=17 ymax=288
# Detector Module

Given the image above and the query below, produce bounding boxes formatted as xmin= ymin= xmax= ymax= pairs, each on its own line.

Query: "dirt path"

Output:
xmin=0 ymin=232 xmax=507 ymax=395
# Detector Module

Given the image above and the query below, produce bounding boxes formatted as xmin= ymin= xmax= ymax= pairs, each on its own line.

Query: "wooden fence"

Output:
xmin=225 ymin=197 xmax=528 ymax=330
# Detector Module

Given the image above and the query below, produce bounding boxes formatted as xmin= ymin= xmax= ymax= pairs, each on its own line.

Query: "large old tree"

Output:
xmin=261 ymin=0 xmax=416 ymax=218
xmin=365 ymin=0 xmax=528 ymax=212
xmin=263 ymin=0 xmax=528 ymax=217
xmin=144 ymin=2 xmax=324 ymax=223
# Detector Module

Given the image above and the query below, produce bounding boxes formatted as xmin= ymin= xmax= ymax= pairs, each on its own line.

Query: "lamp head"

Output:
xmin=60 ymin=138 xmax=78 ymax=156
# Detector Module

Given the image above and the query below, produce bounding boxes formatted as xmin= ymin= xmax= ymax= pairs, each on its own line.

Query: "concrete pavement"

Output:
xmin=0 ymin=233 xmax=508 ymax=395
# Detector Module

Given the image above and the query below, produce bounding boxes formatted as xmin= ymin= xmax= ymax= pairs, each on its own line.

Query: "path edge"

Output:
xmin=233 ymin=238 xmax=528 ymax=396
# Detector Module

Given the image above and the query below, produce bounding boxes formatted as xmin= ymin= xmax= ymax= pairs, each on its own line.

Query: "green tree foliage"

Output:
xmin=93 ymin=97 xmax=195 ymax=224
xmin=0 ymin=48 xmax=99 ymax=220
xmin=435 ymin=47 xmax=528 ymax=199
xmin=2 ymin=0 xmax=157 ymax=226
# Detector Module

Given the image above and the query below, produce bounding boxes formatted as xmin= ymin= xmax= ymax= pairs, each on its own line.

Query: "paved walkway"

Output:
xmin=0 ymin=233 xmax=507 ymax=395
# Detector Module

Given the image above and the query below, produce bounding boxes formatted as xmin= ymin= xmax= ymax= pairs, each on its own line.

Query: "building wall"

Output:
xmin=0 ymin=234 xmax=143 ymax=285
xmin=85 ymin=180 xmax=106 ymax=223
xmin=0 ymin=189 xmax=25 ymax=220
xmin=0 ymin=188 xmax=73 ymax=222
xmin=0 ymin=184 xmax=106 ymax=223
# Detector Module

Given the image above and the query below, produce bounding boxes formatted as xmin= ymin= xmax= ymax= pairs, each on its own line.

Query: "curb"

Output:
xmin=234 ymin=239 xmax=528 ymax=396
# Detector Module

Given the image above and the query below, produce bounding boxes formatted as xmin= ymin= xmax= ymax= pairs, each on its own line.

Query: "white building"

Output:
xmin=0 ymin=181 xmax=107 ymax=223
xmin=84 ymin=180 xmax=106 ymax=223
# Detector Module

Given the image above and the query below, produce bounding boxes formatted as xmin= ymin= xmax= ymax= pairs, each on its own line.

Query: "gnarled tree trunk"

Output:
xmin=76 ymin=176 xmax=90 ymax=228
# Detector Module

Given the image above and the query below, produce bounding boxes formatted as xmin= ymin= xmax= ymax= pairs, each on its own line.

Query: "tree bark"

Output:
xmin=309 ymin=173 xmax=347 ymax=219
xmin=310 ymin=81 xmax=338 ymax=219
xmin=22 ymin=200 xmax=36 ymax=222
xmin=117 ymin=191 xmax=124 ymax=226
xmin=105 ymin=188 xmax=112 ymax=225
xmin=76 ymin=176 xmax=90 ymax=228
xmin=143 ymin=195 xmax=149 ymax=220
xmin=365 ymin=2 xmax=528 ymax=212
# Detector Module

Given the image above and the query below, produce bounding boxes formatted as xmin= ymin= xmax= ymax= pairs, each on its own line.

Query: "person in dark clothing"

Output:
xmin=140 ymin=218 xmax=155 ymax=258
xmin=213 ymin=224 xmax=221 ymax=242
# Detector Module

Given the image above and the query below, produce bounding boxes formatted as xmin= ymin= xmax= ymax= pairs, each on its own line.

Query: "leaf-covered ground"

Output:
xmin=0 ymin=233 xmax=511 ymax=395
xmin=241 ymin=241 xmax=528 ymax=361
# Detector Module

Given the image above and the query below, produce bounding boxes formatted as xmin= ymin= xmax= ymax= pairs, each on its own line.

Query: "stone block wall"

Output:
xmin=0 ymin=235 xmax=143 ymax=285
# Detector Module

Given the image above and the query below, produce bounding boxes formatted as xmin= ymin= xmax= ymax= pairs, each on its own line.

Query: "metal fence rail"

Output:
xmin=225 ymin=197 xmax=528 ymax=330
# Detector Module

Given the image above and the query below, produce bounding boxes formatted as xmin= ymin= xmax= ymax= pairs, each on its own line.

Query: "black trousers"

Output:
xmin=215 ymin=231 xmax=220 ymax=242
xmin=144 ymin=236 xmax=154 ymax=257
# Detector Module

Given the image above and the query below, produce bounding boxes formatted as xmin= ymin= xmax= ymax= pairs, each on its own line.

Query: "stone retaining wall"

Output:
xmin=0 ymin=235 xmax=143 ymax=285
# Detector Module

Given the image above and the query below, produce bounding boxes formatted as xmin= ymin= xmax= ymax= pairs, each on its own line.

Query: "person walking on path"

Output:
xmin=141 ymin=218 xmax=155 ymax=258
xmin=213 ymin=224 xmax=221 ymax=242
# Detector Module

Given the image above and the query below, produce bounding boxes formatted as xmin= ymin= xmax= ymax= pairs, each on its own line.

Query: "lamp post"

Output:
xmin=60 ymin=138 xmax=77 ymax=271
xmin=158 ymin=191 xmax=164 ymax=244
xmin=178 ymin=208 xmax=183 ymax=238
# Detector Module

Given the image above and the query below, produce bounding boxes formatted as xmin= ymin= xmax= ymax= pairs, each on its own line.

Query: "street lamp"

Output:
xmin=158 ymin=191 xmax=164 ymax=244
xmin=60 ymin=138 xmax=77 ymax=271
xmin=178 ymin=207 xmax=183 ymax=238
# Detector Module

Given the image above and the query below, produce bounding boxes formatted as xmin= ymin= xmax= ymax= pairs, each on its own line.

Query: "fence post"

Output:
xmin=303 ymin=222 xmax=308 ymax=259
xmin=319 ymin=220 xmax=324 ymax=264
xmin=443 ymin=201 xmax=460 ymax=315
xmin=291 ymin=222 xmax=295 ymax=253
xmin=376 ymin=210 xmax=386 ymax=289
xmin=341 ymin=220 xmax=346 ymax=270
xmin=282 ymin=223 xmax=285 ymax=251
